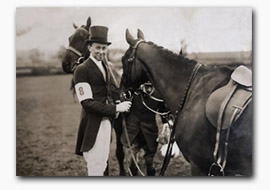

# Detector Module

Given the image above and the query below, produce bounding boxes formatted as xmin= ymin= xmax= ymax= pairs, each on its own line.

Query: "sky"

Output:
xmin=16 ymin=7 xmax=252 ymax=54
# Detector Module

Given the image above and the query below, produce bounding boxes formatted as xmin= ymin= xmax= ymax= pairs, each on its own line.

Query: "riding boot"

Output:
xmin=145 ymin=157 xmax=155 ymax=176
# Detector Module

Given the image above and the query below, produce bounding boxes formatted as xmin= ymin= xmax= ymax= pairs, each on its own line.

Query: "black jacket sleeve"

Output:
xmin=81 ymin=99 xmax=116 ymax=117
xmin=74 ymin=64 xmax=116 ymax=117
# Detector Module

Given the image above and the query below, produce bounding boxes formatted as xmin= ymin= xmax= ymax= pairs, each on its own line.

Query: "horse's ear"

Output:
xmin=86 ymin=17 xmax=91 ymax=30
xmin=179 ymin=48 xmax=183 ymax=55
xmin=126 ymin=29 xmax=136 ymax=46
xmin=73 ymin=23 xmax=78 ymax=29
xmin=137 ymin=29 xmax=145 ymax=40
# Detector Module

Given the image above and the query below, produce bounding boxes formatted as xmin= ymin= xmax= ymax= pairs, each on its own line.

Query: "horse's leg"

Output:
xmin=190 ymin=159 xmax=207 ymax=176
xmin=141 ymin=121 xmax=158 ymax=176
xmin=145 ymin=155 xmax=156 ymax=176
xmin=143 ymin=142 xmax=156 ymax=176
xmin=114 ymin=115 xmax=126 ymax=176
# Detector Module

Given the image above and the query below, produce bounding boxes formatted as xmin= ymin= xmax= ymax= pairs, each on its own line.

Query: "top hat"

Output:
xmin=86 ymin=26 xmax=111 ymax=45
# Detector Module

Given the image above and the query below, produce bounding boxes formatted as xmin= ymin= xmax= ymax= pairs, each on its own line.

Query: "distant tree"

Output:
xmin=55 ymin=45 xmax=66 ymax=61
xmin=29 ymin=49 xmax=43 ymax=66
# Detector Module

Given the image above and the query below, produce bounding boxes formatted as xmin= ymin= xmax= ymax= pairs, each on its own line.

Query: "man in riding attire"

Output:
xmin=121 ymin=82 xmax=169 ymax=176
xmin=74 ymin=26 xmax=132 ymax=176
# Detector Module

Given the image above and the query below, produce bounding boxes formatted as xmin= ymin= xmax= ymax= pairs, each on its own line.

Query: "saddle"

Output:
xmin=206 ymin=65 xmax=252 ymax=130
xmin=206 ymin=65 xmax=252 ymax=176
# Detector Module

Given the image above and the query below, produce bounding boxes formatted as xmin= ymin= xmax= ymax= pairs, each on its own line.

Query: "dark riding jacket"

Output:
xmin=74 ymin=57 xmax=116 ymax=155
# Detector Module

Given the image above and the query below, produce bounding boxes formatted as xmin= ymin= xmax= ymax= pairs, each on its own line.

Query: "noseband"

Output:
xmin=67 ymin=46 xmax=83 ymax=57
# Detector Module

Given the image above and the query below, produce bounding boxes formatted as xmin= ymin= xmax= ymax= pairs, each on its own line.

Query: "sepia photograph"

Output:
xmin=16 ymin=7 xmax=252 ymax=177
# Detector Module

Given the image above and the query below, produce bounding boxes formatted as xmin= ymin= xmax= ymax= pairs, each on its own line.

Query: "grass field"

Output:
xmin=16 ymin=75 xmax=191 ymax=176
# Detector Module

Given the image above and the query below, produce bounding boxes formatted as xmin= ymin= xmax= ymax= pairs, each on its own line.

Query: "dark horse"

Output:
xmin=121 ymin=29 xmax=252 ymax=176
xmin=62 ymin=17 xmax=91 ymax=74
xmin=61 ymin=17 xmax=126 ymax=175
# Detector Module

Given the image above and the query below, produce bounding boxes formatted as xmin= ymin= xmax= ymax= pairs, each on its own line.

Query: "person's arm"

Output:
xmin=80 ymin=99 xmax=116 ymax=117
xmin=80 ymin=96 xmax=131 ymax=116
xmin=74 ymin=65 xmax=131 ymax=116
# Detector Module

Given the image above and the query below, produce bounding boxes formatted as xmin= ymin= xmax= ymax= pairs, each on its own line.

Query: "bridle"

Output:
xmin=67 ymin=46 xmax=85 ymax=72
xmin=123 ymin=40 xmax=170 ymax=116
xmin=125 ymin=39 xmax=145 ymax=88
xmin=67 ymin=28 xmax=89 ymax=72
xmin=124 ymin=39 xmax=202 ymax=175
xmin=67 ymin=45 xmax=83 ymax=57
xmin=134 ymin=83 xmax=170 ymax=116
xmin=123 ymin=39 xmax=171 ymax=176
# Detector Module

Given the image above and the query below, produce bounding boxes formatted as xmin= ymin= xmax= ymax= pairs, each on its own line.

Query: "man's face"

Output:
xmin=88 ymin=42 xmax=108 ymax=61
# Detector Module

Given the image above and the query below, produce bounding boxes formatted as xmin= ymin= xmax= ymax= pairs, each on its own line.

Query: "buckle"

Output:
xmin=140 ymin=82 xmax=154 ymax=95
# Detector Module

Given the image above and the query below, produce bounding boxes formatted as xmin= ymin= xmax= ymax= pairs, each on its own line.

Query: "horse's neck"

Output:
xmin=137 ymin=43 xmax=197 ymax=113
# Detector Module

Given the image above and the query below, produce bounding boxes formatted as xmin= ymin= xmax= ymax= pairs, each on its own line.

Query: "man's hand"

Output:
xmin=116 ymin=101 xmax=132 ymax=112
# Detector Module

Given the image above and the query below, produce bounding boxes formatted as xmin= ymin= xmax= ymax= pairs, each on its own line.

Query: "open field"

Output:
xmin=16 ymin=75 xmax=191 ymax=176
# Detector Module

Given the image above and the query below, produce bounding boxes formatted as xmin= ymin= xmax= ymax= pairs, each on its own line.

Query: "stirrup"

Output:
xmin=208 ymin=162 xmax=225 ymax=176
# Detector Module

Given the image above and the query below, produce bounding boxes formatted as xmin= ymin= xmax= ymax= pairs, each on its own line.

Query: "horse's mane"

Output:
xmin=146 ymin=41 xmax=198 ymax=66
xmin=146 ymin=41 xmax=250 ymax=73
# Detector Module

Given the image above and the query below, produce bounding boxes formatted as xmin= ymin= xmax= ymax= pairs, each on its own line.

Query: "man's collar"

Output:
xmin=90 ymin=54 xmax=102 ymax=65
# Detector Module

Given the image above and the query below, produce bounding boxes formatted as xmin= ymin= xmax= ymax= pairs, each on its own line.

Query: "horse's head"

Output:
xmin=121 ymin=29 xmax=149 ymax=97
xmin=62 ymin=17 xmax=91 ymax=73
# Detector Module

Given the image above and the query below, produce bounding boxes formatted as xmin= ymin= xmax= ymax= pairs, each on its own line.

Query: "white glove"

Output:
xmin=116 ymin=101 xmax=132 ymax=112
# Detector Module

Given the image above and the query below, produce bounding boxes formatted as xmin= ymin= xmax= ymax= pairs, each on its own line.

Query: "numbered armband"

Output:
xmin=75 ymin=82 xmax=93 ymax=103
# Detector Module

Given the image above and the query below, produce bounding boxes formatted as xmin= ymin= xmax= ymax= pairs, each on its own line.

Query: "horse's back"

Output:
xmin=175 ymin=64 xmax=252 ymax=176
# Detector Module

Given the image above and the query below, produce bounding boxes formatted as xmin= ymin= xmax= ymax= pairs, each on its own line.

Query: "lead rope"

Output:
xmin=122 ymin=114 xmax=145 ymax=176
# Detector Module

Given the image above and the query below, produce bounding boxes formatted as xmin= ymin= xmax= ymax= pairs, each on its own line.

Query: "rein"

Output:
xmin=159 ymin=62 xmax=201 ymax=176
xmin=139 ymin=93 xmax=170 ymax=116
xmin=134 ymin=86 xmax=170 ymax=116
xmin=122 ymin=114 xmax=146 ymax=176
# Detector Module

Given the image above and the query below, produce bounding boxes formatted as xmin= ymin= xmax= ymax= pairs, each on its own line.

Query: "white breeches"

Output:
xmin=83 ymin=118 xmax=111 ymax=176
